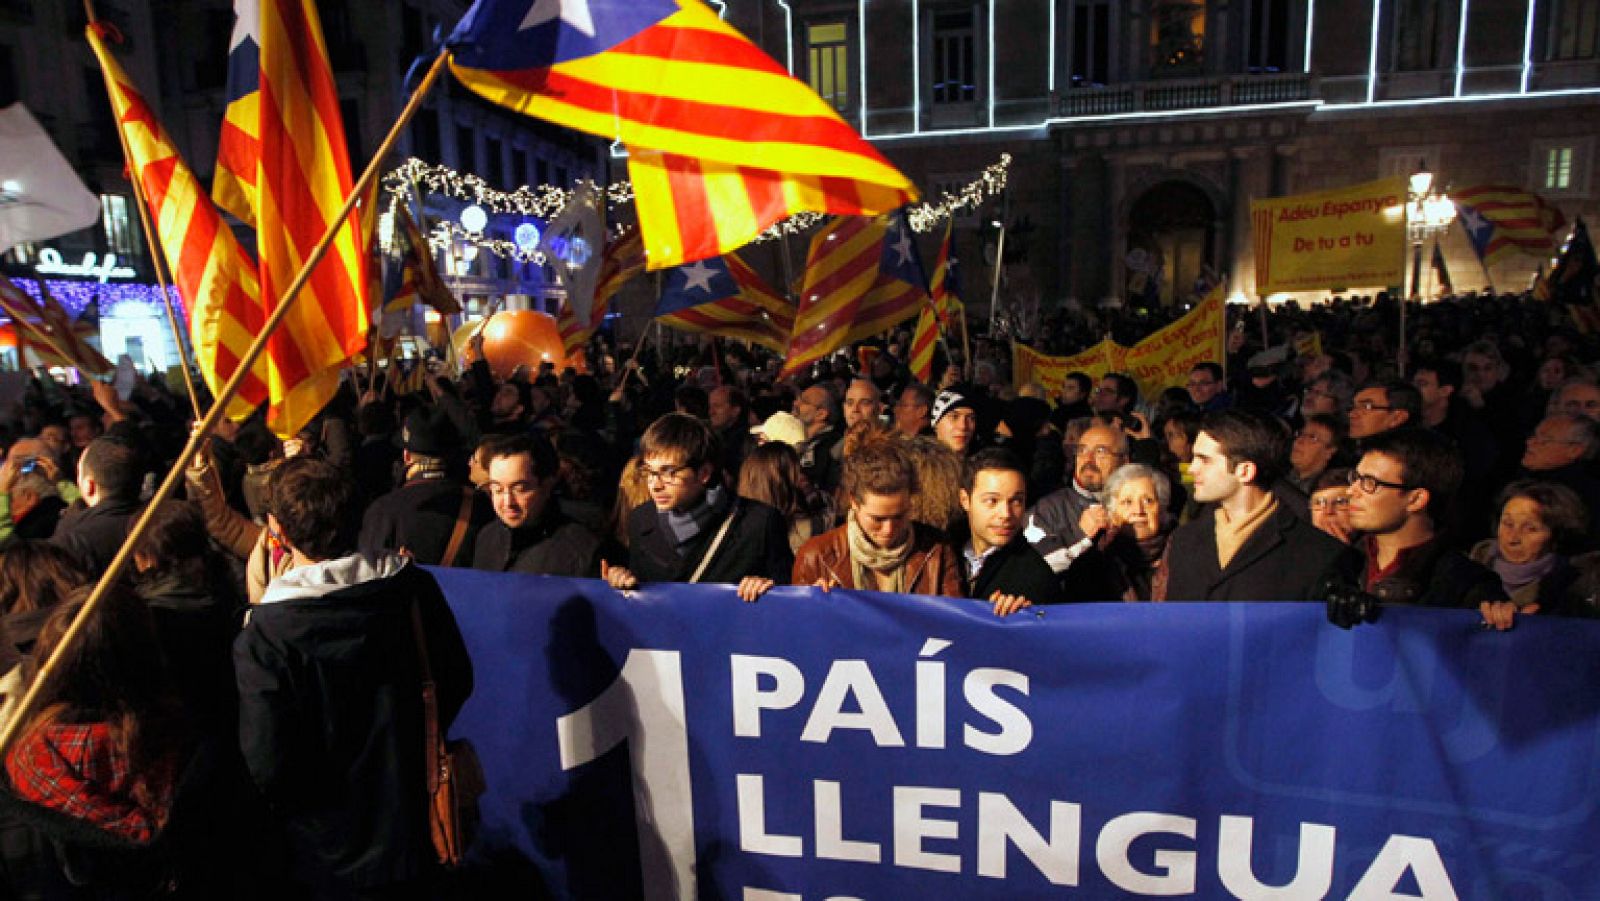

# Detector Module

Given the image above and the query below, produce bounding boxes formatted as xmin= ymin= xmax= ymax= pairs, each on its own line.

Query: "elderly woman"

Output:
xmin=1065 ymin=464 xmax=1174 ymax=601
xmin=1470 ymin=480 xmax=1592 ymax=619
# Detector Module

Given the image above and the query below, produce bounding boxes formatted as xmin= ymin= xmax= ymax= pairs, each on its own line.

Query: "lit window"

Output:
xmin=806 ymin=22 xmax=849 ymax=112
xmin=1545 ymin=146 xmax=1574 ymax=191
xmin=100 ymin=194 xmax=135 ymax=255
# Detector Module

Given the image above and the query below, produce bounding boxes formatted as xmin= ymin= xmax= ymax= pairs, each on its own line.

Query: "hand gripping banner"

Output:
xmin=432 ymin=569 xmax=1600 ymax=899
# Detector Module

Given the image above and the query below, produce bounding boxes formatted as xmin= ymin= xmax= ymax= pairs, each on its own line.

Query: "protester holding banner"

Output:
xmin=793 ymin=441 xmax=961 ymax=597
xmin=955 ymin=449 xmax=1063 ymax=615
xmin=472 ymin=431 xmax=602 ymax=577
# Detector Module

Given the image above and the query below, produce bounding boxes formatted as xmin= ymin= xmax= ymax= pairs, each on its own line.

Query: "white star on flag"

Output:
xmin=229 ymin=0 xmax=261 ymax=50
xmin=1460 ymin=207 xmax=1488 ymax=237
xmin=521 ymin=0 xmax=596 ymax=37
xmin=890 ymin=228 xmax=914 ymax=267
xmin=680 ymin=260 xmax=719 ymax=293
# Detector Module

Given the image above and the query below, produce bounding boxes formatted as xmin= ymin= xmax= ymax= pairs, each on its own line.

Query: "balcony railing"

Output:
xmin=1055 ymin=72 xmax=1315 ymax=118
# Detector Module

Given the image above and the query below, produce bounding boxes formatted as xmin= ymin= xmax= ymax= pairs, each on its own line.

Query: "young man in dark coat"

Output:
xmin=1157 ymin=409 xmax=1356 ymax=601
xmin=235 ymin=457 xmax=473 ymax=896
xmin=959 ymin=449 xmax=1065 ymax=615
xmin=471 ymin=431 xmax=601 ymax=576
xmin=49 ymin=435 xmax=141 ymax=572
xmin=603 ymin=413 xmax=793 ymax=601
xmin=358 ymin=407 xmax=492 ymax=567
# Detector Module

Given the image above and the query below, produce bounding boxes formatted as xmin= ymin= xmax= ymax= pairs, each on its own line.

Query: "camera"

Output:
xmin=15 ymin=457 xmax=36 ymax=475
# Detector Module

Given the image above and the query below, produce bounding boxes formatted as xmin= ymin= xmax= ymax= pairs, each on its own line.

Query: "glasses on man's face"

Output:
xmin=642 ymin=464 xmax=695 ymax=486
xmin=1311 ymin=495 xmax=1351 ymax=512
xmin=1294 ymin=430 xmax=1329 ymax=446
xmin=1350 ymin=399 xmax=1394 ymax=413
xmin=1078 ymin=445 xmax=1126 ymax=461
xmin=1347 ymin=469 xmax=1410 ymax=494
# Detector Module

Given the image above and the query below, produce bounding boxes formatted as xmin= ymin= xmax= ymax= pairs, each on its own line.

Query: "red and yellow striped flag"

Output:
xmin=447 ymin=0 xmax=915 ymax=269
xmin=213 ymin=0 xmax=262 ymax=226
xmin=909 ymin=306 xmax=938 ymax=384
xmin=654 ymin=252 xmax=794 ymax=354
xmin=782 ymin=213 xmax=928 ymax=378
xmin=558 ymin=229 xmax=647 ymax=359
xmin=1454 ymin=185 xmax=1567 ymax=265
xmin=86 ymin=26 xmax=268 ymax=415
xmin=929 ymin=219 xmax=957 ymax=326
xmin=253 ymin=0 xmax=371 ymax=436
xmin=0 ymin=275 xmax=112 ymax=375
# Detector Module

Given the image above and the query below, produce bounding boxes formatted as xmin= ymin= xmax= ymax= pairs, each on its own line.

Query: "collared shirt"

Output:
xmin=963 ymin=542 xmax=1001 ymax=583
xmin=1362 ymin=535 xmax=1428 ymax=591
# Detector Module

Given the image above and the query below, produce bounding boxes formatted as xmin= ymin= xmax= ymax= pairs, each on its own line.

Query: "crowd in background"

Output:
xmin=0 ymin=285 xmax=1593 ymax=895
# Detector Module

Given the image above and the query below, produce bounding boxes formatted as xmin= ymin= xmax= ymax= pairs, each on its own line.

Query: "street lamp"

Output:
xmin=1402 ymin=162 xmax=1456 ymax=376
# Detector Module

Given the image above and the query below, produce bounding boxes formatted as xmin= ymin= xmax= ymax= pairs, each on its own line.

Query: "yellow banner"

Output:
xmin=1251 ymin=177 xmax=1408 ymax=294
xmin=1013 ymin=289 xmax=1226 ymax=400
xmin=1013 ymin=339 xmax=1115 ymax=396
xmin=1121 ymin=289 xmax=1227 ymax=397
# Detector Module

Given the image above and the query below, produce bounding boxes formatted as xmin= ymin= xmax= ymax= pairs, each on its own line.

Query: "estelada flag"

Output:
xmin=214 ymin=0 xmax=262 ymax=227
xmin=1454 ymin=185 xmax=1567 ymax=266
xmin=783 ymin=211 xmax=928 ymax=378
xmin=654 ymin=252 xmax=794 ymax=354
xmin=446 ymin=0 xmax=916 ymax=269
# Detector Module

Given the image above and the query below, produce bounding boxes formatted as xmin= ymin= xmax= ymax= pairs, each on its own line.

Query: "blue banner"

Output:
xmin=432 ymin=569 xmax=1600 ymax=900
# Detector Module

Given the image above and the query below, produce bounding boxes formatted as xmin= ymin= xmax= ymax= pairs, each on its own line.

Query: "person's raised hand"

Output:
xmin=736 ymin=577 xmax=775 ymax=603
xmin=989 ymin=592 xmax=1033 ymax=617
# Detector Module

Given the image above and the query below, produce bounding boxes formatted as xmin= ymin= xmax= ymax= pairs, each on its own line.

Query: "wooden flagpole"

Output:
xmin=0 ymin=47 xmax=453 ymax=760
xmin=85 ymin=4 xmax=202 ymax=417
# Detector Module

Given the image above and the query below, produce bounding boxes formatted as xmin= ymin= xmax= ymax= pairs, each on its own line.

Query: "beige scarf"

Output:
xmin=1214 ymin=493 xmax=1279 ymax=570
xmin=847 ymin=516 xmax=912 ymax=593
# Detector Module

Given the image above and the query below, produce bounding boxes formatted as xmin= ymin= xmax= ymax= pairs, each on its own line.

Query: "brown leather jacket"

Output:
xmin=791 ymin=523 xmax=963 ymax=598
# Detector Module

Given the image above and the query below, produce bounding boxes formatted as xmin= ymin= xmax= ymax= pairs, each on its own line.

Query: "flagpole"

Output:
xmin=0 ymin=48 xmax=453 ymax=761
xmin=84 ymin=3 xmax=202 ymax=418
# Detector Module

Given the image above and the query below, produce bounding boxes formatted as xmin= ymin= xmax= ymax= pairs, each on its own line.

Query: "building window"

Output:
xmin=456 ymin=125 xmax=475 ymax=174
xmin=805 ymin=22 xmax=850 ymax=113
xmin=1551 ymin=0 xmax=1600 ymax=60
xmin=1532 ymin=139 xmax=1592 ymax=196
xmin=1247 ymin=0 xmax=1291 ymax=72
xmin=932 ymin=9 xmax=976 ymax=104
xmin=1150 ymin=0 xmax=1205 ymax=75
xmin=535 ymin=158 xmax=549 ymax=186
xmin=512 ymin=148 xmax=529 ymax=186
xmin=1393 ymin=0 xmax=1442 ymax=71
xmin=486 ymin=137 xmax=504 ymax=185
xmin=411 ymin=107 xmax=440 ymax=162
xmin=1071 ymin=0 xmax=1111 ymax=88
xmin=101 ymin=194 xmax=136 ymax=256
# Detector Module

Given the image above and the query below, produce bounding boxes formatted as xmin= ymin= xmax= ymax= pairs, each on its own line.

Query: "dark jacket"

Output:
xmin=626 ymin=494 xmax=794 ymax=585
xmin=471 ymin=504 xmax=602 ymax=577
xmin=13 ymin=495 xmax=66 ymax=544
xmin=234 ymin=556 xmax=472 ymax=893
xmin=358 ymin=474 xmax=493 ymax=567
xmin=1158 ymin=501 xmax=1358 ymax=601
xmin=1027 ymin=480 xmax=1099 ymax=559
xmin=1362 ymin=536 xmax=1507 ymax=609
xmin=50 ymin=496 xmax=139 ymax=573
xmin=792 ymin=523 xmax=963 ymax=597
xmin=965 ymin=534 xmax=1066 ymax=605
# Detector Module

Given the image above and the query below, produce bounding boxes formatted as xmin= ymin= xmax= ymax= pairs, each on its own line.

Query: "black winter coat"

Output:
xmin=626 ymin=496 xmax=794 ymax=585
xmin=358 ymin=475 xmax=493 ymax=567
xmin=234 ymin=558 xmax=472 ymax=893
xmin=966 ymin=535 xmax=1067 ymax=605
xmin=1160 ymin=502 xmax=1358 ymax=602
xmin=471 ymin=506 xmax=601 ymax=577
xmin=50 ymin=497 xmax=138 ymax=573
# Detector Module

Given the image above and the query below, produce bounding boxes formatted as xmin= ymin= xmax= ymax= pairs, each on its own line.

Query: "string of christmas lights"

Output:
xmin=380 ymin=153 xmax=1012 ymax=264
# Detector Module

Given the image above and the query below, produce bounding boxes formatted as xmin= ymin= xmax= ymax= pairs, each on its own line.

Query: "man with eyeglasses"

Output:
xmin=358 ymin=408 xmax=492 ymax=567
xmin=1346 ymin=380 xmax=1419 ymax=442
xmin=603 ymin=413 xmax=793 ymax=601
xmin=1186 ymin=362 xmax=1232 ymax=412
xmin=1026 ymin=419 xmax=1127 ymax=574
xmin=793 ymin=383 xmax=843 ymax=493
xmin=1519 ymin=414 xmax=1600 ymax=533
xmin=1155 ymin=409 xmax=1353 ymax=602
xmin=1287 ymin=414 xmax=1348 ymax=498
xmin=1300 ymin=371 xmax=1354 ymax=421
xmin=471 ymin=432 xmax=600 ymax=576
xmin=1091 ymin=373 xmax=1140 ymax=418
xmin=1342 ymin=428 xmax=1507 ymax=616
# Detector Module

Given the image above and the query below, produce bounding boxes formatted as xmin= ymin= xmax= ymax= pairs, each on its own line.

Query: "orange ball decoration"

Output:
xmin=475 ymin=309 xmax=568 ymax=380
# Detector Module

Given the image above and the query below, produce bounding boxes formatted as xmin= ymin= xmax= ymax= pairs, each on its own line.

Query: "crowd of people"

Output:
xmin=0 ymin=286 xmax=1591 ymax=896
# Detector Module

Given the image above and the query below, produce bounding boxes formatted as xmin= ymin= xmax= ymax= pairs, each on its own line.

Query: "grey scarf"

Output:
xmin=661 ymin=483 xmax=729 ymax=555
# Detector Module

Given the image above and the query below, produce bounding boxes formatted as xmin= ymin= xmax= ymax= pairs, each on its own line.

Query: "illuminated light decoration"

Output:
xmin=773 ymin=0 xmax=794 ymax=74
xmin=1 ymin=278 xmax=187 ymax=324
xmin=34 ymin=248 xmax=136 ymax=282
xmin=858 ymin=0 xmax=869 ymax=136
xmin=1305 ymin=0 xmax=1315 ymax=72
xmin=1367 ymin=0 xmax=1381 ymax=104
xmin=514 ymin=222 xmax=542 ymax=252
xmin=912 ymin=0 xmax=920 ymax=133
xmin=1455 ymin=0 xmax=1470 ymax=97
xmin=1521 ymin=0 xmax=1536 ymax=94
xmin=1318 ymin=86 xmax=1600 ymax=111
xmin=459 ymin=204 xmax=488 ymax=233
xmin=380 ymin=154 xmax=1011 ymax=263
xmin=987 ymin=0 xmax=995 ymax=128
xmin=0 ymin=179 xmax=20 ymax=193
